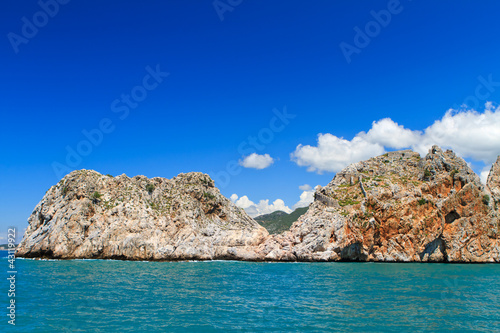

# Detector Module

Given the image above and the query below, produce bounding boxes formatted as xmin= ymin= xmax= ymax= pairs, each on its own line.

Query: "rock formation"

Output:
xmin=487 ymin=156 xmax=500 ymax=202
xmin=16 ymin=171 xmax=268 ymax=260
xmin=258 ymin=146 xmax=500 ymax=262
xmin=17 ymin=146 xmax=500 ymax=262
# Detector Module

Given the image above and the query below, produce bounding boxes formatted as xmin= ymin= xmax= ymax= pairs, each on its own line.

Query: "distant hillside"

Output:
xmin=255 ymin=206 xmax=309 ymax=234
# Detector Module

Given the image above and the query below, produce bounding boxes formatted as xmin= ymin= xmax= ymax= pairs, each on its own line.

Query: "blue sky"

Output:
xmin=2 ymin=0 xmax=500 ymax=238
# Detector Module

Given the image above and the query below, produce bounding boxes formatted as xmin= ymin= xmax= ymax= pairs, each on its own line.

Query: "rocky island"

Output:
xmin=17 ymin=146 xmax=500 ymax=262
xmin=258 ymin=146 xmax=500 ymax=262
xmin=16 ymin=172 xmax=268 ymax=260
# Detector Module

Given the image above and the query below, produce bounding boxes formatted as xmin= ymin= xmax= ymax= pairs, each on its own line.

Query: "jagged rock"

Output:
xmin=257 ymin=146 xmax=500 ymax=262
xmin=16 ymin=170 xmax=268 ymax=260
xmin=487 ymin=156 xmax=500 ymax=201
xmin=17 ymin=146 xmax=500 ymax=263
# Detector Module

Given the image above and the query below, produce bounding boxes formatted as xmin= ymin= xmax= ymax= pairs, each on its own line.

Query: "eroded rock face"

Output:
xmin=487 ymin=156 xmax=500 ymax=202
xmin=257 ymin=146 xmax=500 ymax=262
xmin=16 ymin=170 xmax=268 ymax=260
xmin=18 ymin=147 xmax=500 ymax=263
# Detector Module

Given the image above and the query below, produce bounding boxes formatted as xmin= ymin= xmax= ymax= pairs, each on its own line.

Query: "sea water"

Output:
xmin=1 ymin=252 xmax=499 ymax=332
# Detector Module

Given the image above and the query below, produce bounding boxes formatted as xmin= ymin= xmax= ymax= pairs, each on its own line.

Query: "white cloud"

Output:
xmin=361 ymin=118 xmax=422 ymax=149
xmin=239 ymin=153 xmax=274 ymax=170
xmin=299 ymin=184 xmax=312 ymax=191
xmin=291 ymin=133 xmax=385 ymax=174
xmin=292 ymin=186 xmax=318 ymax=210
xmin=417 ymin=108 xmax=500 ymax=163
xmin=231 ymin=185 xmax=319 ymax=218
xmin=230 ymin=194 xmax=292 ymax=217
xmin=480 ymin=166 xmax=492 ymax=185
xmin=292 ymin=105 xmax=500 ymax=173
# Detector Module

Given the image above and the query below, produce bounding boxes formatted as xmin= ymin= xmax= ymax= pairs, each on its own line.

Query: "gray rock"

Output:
xmin=16 ymin=170 xmax=268 ymax=261
xmin=17 ymin=147 xmax=500 ymax=263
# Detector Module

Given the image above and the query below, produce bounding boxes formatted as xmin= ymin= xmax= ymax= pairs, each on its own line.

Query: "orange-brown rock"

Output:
xmin=17 ymin=146 xmax=500 ymax=263
xmin=258 ymin=146 xmax=500 ymax=262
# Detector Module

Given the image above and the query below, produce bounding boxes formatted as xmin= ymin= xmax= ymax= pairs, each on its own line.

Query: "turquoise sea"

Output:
xmin=1 ymin=251 xmax=499 ymax=332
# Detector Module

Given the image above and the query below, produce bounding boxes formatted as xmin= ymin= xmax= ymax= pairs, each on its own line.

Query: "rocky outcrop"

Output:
xmin=487 ymin=156 xmax=500 ymax=202
xmin=257 ymin=146 xmax=500 ymax=262
xmin=17 ymin=146 xmax=500 ymax=262
xmin=16 ymin=170 xmax=268 ymax=260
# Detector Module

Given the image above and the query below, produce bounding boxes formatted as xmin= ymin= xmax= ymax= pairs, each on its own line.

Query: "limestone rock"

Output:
xmin=18 ymin=147 xmax=500 ymax=263
xmin=487 ymin=156 xmax=500 ymax=201
xmin=259 ymin=146 xmax=500 ymax=262
xmin=16 ymin=170 xmax=268 ymax=260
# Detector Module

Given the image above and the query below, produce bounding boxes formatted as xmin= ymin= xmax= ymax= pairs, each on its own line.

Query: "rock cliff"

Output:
xmin=258 ymin=146 xmax=500 ymax=262
xmin=16 ymin=170 xmax=268 ymax=260
xmin=17 ymin=146 xmax=500 ymax=262
xmin=488 ymin=156 xmax=500 ymax=202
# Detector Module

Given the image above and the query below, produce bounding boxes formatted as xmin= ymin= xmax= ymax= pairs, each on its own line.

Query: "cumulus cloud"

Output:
xmin=291 ymin=105 xmax=500 ymax=174
xmin=231 ymin=185 xmax=319 ymax=218
xmin=361 ymin=118 xmax=422 ymax=149
xmin=417 ymin=108 xmax=500 ymax=163
xmin=230 ymin=194 xmax=292 ymax=217
xmin=480 ymin=166 xmax=491 ymax=185
xmin=292 ymin=186 xmax=318 ymax=210
xmin=291 ymin=133 xmax=384 ymax=174
xmin=299 ymin=184 xmax=312 ymax=191
xmin=239 ymin=153 xmax=274 ymax=169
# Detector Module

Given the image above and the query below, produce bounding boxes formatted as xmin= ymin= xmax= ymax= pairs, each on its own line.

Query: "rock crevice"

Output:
xmin=257 ymin=146 xmax=500 ymax=263
xmin=17 ymin=146 xmax=500 ymax=262
xmin=16 ymin=171 xmax=268 ymax=261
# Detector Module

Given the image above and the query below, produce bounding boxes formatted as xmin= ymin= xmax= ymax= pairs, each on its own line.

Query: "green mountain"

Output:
xmin=255 ymin=206 xmax=309 ymax=234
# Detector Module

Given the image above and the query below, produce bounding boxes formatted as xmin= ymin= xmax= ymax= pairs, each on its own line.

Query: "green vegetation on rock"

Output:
xmin=146 ymin=184 xmax=155 ymax=194
xmin=92 ymin=191 xmax=102 ymax=203
xmin=255 ymin=206 xmax=308 ymax=234
xmin=338 ymin=198 xmax=360 ymax=207
xmin=203 ymin=192 xmax=215 ymax=200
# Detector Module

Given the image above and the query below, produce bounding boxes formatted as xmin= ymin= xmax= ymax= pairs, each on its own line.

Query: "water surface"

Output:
xmin=1 ymin=253 xmax=499 ymax=332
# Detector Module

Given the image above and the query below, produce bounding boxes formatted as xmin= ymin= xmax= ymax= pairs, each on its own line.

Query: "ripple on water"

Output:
xmin=1 ymin=260 xmax=499 ymax=332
